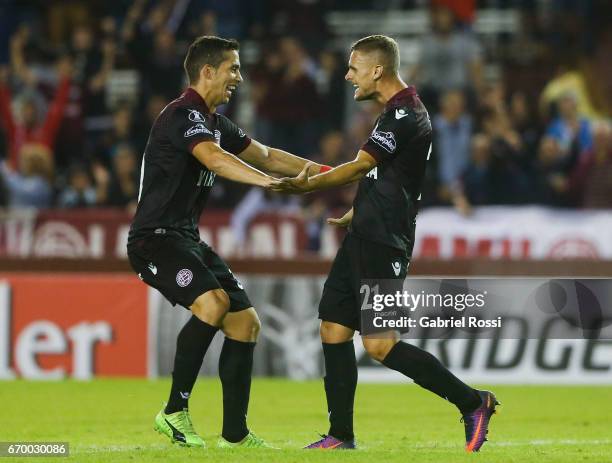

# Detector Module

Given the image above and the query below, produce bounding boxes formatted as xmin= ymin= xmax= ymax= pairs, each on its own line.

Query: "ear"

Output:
xmin=200 ymin=64 xmax=216 ymax=82
xmin=373 ymin=65 xmax=383 ymax=81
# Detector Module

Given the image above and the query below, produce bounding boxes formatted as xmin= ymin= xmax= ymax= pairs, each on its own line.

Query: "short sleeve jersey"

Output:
xmin=350 ymin=86 xmax=432 ymax=253
xmin=129 ymin=88 xmax=251 ymax=242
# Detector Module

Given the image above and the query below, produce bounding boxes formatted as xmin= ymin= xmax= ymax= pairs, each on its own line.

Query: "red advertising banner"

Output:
xmin=0 ymin=274 xmax=149 ymax=379
xmin=0 ymin=209 xmax=310 ymax=259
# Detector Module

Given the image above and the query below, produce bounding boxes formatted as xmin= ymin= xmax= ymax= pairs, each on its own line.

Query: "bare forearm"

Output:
xmin=265 ymin=147 xmax=319 ymax=176
xmin=306 ymin=161 xmax=367 ymax=191
xmin=10 ymin=43 xmax=35 ymax=85
xmin=208 ymin=150 xmax=273 ymax=187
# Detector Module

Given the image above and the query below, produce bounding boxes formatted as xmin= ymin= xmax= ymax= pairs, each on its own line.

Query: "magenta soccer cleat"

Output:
xmin=462 ymin=390 xmax=500 ymax=452
xmin=304 ymin=435 xmax=356 ymax=450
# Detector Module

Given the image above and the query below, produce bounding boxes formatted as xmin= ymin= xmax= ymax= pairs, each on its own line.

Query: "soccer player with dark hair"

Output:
xmin=274 ymin=35 xmax=499 ymax=452
xmin=127 ymin=36 xmax=327 ymax=449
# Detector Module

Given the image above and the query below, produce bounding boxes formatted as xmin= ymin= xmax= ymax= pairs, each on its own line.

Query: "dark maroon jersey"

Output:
xmin=129 ymin=88 xmax=250 ymax=242
xmin=351 ymin=86 xmax=432 ymax=253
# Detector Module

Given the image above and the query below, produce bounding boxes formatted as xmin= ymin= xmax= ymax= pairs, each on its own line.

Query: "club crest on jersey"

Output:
xmin=176 ymin=269 xmax=193 ymax=287
xmin=185 ymin=123 xmax=212 ymax=137
xmin=188 ymin=109 xmax=206 ymax=122
xmin=370 ymin=130 xmax=397 ymax=153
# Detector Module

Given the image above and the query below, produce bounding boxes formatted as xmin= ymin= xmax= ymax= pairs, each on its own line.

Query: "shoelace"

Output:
xmin=245 ymin=432 xmax=265 ymax=447
xmin=175 ymin=410 xmax=196 ymax=434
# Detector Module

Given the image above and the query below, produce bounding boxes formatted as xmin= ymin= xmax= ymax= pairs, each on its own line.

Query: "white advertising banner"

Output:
xmin=357 ymin=338 xmax=612 ymax=385
xmin=412 ymin=206 xmax=612 ymax=259
xmin=2 ymin=206 xmax=611 ymax=260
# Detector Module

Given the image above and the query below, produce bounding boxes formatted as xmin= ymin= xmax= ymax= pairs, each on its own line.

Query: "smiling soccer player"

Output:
xmin=274 ymin=35 xmax=499 ymax=452
xmin=127 ymin=36 xmax=325 ymax=449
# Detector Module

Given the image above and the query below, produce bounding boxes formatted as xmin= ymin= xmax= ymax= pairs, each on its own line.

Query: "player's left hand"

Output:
xmin=271 ymin=162 xmax=315 ymax=194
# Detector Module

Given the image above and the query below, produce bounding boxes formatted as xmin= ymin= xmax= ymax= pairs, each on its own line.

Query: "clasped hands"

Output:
xmin=269 ymin=162 xmax=317 ymax=194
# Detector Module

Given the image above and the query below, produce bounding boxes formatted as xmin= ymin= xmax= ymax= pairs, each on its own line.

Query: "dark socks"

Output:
xmin=382 ymin=342 xmax=481 ymax=414
xmin=165 ymin=316 xmax=219 ymax=414
xmin=323 ymin=341 xmax=358 ymax=442
xmin=219 ymin=337 xmax=256 ymax=443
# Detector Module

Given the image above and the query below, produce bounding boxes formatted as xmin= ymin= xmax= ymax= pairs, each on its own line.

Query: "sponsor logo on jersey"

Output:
xmin=188 ymin=109 xmax=206 ymax=122
xmin=370 ymin=130 xmax=397 ymax=153
xmin=366 ymin=166 xmax=378 ymax=180
xmin=395 ymin=108 xmax=409 ymax=119
xmin=214 ymin=129 xmax=221 ymax=143
xmin=176 ymin=269 xmax=193 ymax=287
xmin=185 ymin=123 xmax=212 ymax=137
xmin=148 ymin=262 xmax=158 ymax=275
xmin=238 ymin=128 xmax=246 ymax=138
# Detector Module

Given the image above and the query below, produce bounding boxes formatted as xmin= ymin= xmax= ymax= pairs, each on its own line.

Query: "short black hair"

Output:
xmin=184 ymin=36 xmax=240 ymax=84
xmin=351 ymin=35 xmax=400 ymax=75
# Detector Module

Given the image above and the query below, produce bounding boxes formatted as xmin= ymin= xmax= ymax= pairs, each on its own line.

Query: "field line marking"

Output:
xmin=71 ymin=439 xmax=612 ymax=454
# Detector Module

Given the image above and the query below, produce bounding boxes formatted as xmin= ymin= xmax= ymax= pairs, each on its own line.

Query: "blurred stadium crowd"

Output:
xmin=0 ymin=0 xmax=611 ymax=226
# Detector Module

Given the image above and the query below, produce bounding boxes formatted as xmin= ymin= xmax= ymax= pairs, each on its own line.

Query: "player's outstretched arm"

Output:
xmin=238 ymin=139 xmax=327 ymax=176
xmin=193 ymin=141 xmax=277 ymax=188
xmin=273 ymin=150 xmax=376 ymax=194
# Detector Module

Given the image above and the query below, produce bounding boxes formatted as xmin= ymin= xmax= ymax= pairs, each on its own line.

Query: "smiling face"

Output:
xmin=345 ymin=50 xmax=381 ymax=101
xmin=206 ymin=50 xmax=243 ymax=107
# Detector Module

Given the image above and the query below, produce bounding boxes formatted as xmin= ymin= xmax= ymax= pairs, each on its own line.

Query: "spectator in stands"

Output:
xmin=1 ymin=145 xmax=53 ymax=208
xmin=267 ymin=0 xmax=330 ymax=50
xmin=315 ymin=50 xmax=346 ymax=132
xmin=479 ymin=102 xmax=530 ymax=204
xmin=187 ymin=10 xmax=218 ymax=39
xmin=123 ymin=3 xmax=182 ymax=100
xmin=545 ymin=91 xmax=593 ymax=161
xmin=432 ymin=0 xmax=476 ymax=26
xmin=147 ymin=28 xmax=184 ymax=99
xmin=184 ymin=1 xmax=250 ymax=40
xmin=533 ymin=135 xmax=572 ymax=206
xmin=134 ymin=93 xmax=168 ymax=155
xmin=57 ymin=162 xmax=98 ymax=208
xmin=509 ymin=90 xmax=540 ymax=162
xmin=105 ymin=143 xmax=139 ymax=211
xmin=539 ymin=63 xmax=606 ymax=122
xmin=70 ymin=22 xmax=117 ymax=118
xmin=251 ymin=37 xmax=320 ymax=154
xmin=463 ymin=133 xmax=492 ymax=206
xmin=411 ymin=4 xmax=483 ymax=110
xmin=302 ymin=131 xmax=353 ymax=251
xmin=120 ymin=0 xmax=148 ymax=48
xmin=1 ymin=29 xmax=73 ymax=169
xmin=569 ymin=121 xmax=612 ymax=208
xmin=312 ymin=130 xmax=349 ymax=167
xmin=433 ymin=90 xmax=472 ymax=215
xmin=92 ymin=103 xmax=138 ymax=167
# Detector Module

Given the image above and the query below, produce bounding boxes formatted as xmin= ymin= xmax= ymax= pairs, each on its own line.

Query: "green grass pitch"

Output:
xmin=1 ymin=379 xmax=611 ymax=462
